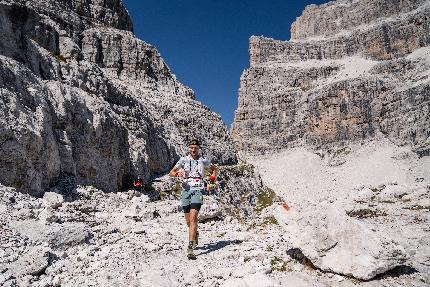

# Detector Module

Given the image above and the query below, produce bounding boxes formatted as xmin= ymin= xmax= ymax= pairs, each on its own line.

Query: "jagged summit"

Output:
xmin=3 ymin=0 xmax=133 ymax=32
xmin=291 ymin=0 xmax=427 ymax=40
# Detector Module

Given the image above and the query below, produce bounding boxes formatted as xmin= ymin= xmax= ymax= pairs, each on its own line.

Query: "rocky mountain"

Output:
xmin=231 ymin=0 xmax=430 ymax=284
xmin=232 ymin=0 xmax=430 ymax=155
xmin=1 ymin=0 xmax=430 ymax=286
xmin=0 ymin=0 xmax=238 ymax=196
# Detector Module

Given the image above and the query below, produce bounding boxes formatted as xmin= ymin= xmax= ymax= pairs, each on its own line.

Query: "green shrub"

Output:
xmin=171 ymin=182 xmax=182 ymax=198
xmin=254 ymin=188 xmax=277 ymax=213
xmin=346 ymin=208 xmax=387 ymax=218
xmin=49 ymin=52 xmax=67 ymax=62
xmin=271 ymin=256 xmax=288 ymax=272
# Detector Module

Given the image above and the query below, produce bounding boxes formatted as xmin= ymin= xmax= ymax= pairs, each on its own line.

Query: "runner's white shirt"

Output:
xmin=174 ymin=155 xmax=211 ymax=178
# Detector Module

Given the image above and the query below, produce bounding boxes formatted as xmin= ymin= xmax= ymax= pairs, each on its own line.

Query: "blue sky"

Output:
xmin=123 ymin=0 xmax=330 ymax=127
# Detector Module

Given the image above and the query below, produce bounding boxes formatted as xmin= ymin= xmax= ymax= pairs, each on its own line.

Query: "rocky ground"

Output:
xmin=0 ymin=184 xmax=293 ymax=287
xmin=251 ymin=139 xmax=430 ymax=286
xmin=1 ymin=141 xmax=429 ymax=287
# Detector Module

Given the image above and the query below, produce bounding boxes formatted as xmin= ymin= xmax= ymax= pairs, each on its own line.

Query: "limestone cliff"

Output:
xmin=0 ymin=0 xmax=238 ymax=196
xmin=232 ymin=0 xmax=430 ymax=155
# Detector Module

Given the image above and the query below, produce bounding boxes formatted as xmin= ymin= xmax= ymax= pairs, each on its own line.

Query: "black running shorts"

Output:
xmin=183 ymin=203 xmax=202 ymax=213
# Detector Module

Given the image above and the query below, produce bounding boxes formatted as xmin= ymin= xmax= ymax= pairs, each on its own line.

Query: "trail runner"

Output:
xmin=169 ymin=139 xmax=217 ymax=259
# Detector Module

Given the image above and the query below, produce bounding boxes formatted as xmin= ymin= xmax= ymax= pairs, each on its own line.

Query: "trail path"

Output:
xmin=1 ymin=187 xmax=294 ymax=287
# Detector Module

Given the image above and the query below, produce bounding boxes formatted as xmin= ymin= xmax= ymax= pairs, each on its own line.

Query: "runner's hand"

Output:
xmin=176 ymin=169 xmax=185 ymax=177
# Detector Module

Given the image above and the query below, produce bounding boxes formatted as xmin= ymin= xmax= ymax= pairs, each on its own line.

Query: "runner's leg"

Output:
xmin=184 ymin=212 xmax=190 ymax=227
xmin=181 ymin=190 xmax=192 ymax=234
xmin=189 ymin=208 xmax=198 ymax=242
xmin=189 ymin=190 xmax=203 ymax=244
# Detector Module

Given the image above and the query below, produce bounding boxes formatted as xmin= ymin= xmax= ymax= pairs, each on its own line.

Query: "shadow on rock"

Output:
xmin=287 ymin=248 xmax=316 ymax=269
xmin=196 ymin=239 xmax=243 ymax=256
xmin=287 ymin=248 xmax=418 ymax=282
xmin=373 ymin=265 xmax=419 ymax=280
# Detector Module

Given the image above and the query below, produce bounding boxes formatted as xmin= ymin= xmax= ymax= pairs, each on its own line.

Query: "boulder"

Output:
xmin=47 ymin=223 xmax=91 ymax=248
xmin=199 ymin=196 xmax=222 ymax=222
xmin=38 ymin=207 xmax=59 ymax=224
xmin=123 ymin=196 xmax=154 ymax=221
xmin=42 ymin=192 xmax=64 ymax=209
xmin=8 ymin=246 xmax=50 ymax=277
xmin=274 ymin=202 xmax=408 ymax=280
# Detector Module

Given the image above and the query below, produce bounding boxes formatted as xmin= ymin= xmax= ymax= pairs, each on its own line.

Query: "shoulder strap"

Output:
xmin=187 ymin=156 xmax=203 ymax=178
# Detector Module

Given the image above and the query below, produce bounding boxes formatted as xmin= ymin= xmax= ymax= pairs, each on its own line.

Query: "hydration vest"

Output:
xmin=184 ymin=156 xmax=204 ymax=179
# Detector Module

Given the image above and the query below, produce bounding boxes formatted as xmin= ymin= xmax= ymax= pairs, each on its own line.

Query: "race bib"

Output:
xmin=185 ymin=178 xmax=203 ymax=188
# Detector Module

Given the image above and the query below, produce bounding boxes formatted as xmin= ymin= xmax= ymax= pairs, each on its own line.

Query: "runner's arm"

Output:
xmin=170 ymin=157 xmax=185 ymax=177
xmin=209 ymin=164 xmax=218 ymax=180
xmin=201 ymin=157 xmax=217 ymax=180
xmin=169 ymin=166 xmax=183 ymax=177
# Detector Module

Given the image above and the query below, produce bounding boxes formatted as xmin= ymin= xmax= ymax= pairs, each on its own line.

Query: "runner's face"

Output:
xmin=188 ymin=144 xmax=199 ymax=157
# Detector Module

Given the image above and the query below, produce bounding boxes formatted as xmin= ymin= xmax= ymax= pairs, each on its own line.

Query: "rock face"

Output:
xmin=291 ymin=0 xmax=427 ymax=40
xmin=232 ymin=0 xmax=430 ymax=155
xmin=0 ymin=0 xmax=237 ymax=196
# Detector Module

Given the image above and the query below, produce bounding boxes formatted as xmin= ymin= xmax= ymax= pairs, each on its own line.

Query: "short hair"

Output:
xmin=189 ymin=139 xmax=200 ymax=146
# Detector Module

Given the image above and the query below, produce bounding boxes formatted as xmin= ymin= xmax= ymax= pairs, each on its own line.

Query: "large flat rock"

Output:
xmin=7 ymin=246 xmax=51 ymax=277
xmin=274 ymin=202 xmax=408 ymax=280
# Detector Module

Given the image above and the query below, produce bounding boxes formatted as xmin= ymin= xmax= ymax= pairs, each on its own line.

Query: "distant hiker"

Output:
xmin=133 ymin=177 xmax=143 ymax=192
xmin=169 ymin=139 xmax=217 ymax=259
